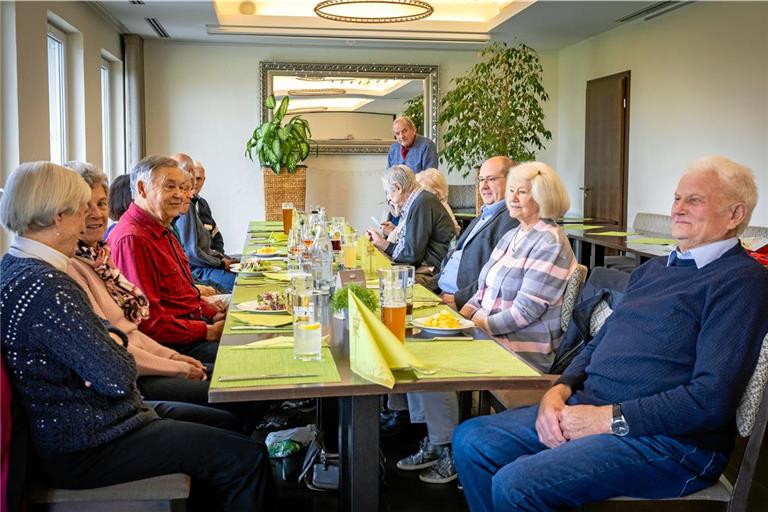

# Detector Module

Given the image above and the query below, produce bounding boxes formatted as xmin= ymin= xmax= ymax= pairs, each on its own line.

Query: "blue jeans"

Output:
xmin=191 ymin=266 xmax=235 ymax=293
xmin=453 ymin=405 xmax=727 ymax=511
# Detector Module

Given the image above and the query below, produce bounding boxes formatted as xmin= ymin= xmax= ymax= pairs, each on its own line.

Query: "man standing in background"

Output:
xmin=387 ymin=116 xmax=438 ymax=173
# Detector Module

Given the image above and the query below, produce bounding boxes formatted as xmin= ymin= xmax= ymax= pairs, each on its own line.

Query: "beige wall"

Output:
xmin=556 ymin=1 xmax=768 ymax=226
xmin=1 ymin=1 xmax=122 ymax=250
xmin=143 ymin=41 xmax=560 ymax=250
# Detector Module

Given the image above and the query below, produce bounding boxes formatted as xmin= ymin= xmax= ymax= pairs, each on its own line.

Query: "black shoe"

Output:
xmin=380 ymin=410 xmax=410 ymax=437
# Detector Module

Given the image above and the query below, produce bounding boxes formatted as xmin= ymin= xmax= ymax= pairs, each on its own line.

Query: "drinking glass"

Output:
xmin=282 ymin=202 xmax=294 ymax=234
xmin=292 ymin=290 xmax=326 ymax=361
xmin=342 ymin=231 xmax=358 ymax=269
xmin=378 ymin=267 xmax=408 ymax=343
xmin=286 ymin=228 xmax=302 ymax=273
xmin=330 ymin=217 xmax=345 ymax=253
xmin=392 ymin=265 xmax=415 ymax=324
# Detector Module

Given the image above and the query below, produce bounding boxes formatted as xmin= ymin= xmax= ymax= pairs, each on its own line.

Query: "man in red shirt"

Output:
xmin=108 ymin=155 xmax=225 ymax=363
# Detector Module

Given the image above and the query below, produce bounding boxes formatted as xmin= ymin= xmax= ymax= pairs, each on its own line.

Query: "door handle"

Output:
xmin=579 ymin=186 xmax=592 ymax=191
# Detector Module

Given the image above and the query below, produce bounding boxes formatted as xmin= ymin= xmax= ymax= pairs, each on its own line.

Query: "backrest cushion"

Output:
xmin=736 ymin=332 xmax=768 ymax=436
xmin=560 ymin=264 xmax=588 ymax=331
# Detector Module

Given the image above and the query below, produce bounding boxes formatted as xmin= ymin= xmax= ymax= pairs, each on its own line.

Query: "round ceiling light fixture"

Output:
xmin=314 ymin=0 xmax=434 ymax=24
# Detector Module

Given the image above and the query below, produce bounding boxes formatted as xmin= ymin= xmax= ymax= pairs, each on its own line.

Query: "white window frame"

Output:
xmin=100 ymin=58 xmax=111 ymax=174
xmin=47 ymin=25 xmax=68 ymax=164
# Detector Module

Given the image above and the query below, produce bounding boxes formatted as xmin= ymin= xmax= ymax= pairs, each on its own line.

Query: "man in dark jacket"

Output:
xmin=438 ymin=156 xmax=519 ymax=309
xmin=368 ymin=164 xmax=455 ymax=291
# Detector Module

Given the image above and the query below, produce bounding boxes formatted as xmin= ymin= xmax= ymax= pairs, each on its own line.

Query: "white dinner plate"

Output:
xmin=412 ymin=316 xmax=475 ymax=335
xmin=236 ymin=300 xmax=290 ymax=314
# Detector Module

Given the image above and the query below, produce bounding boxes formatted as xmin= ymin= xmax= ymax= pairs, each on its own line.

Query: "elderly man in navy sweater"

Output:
xmin=453 ymin=155 xmax=768 ymax=511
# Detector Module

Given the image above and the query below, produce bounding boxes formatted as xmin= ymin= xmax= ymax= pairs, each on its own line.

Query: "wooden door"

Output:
xmin=583 ymin=71 xmax=630 ymax=226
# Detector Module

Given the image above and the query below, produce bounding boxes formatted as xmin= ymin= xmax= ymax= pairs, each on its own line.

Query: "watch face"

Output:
xmin=611 ymin=418 xmax=630 ymax=436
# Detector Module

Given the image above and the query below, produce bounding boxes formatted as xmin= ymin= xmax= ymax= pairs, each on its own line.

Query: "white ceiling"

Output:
xmin=95 ymin=0 xmax=662 ymax=50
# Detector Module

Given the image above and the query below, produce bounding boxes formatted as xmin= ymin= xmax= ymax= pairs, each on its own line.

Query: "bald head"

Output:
xmin=478 ymin=156 xmax=515 ymax=206
xmin=170 ymin=153 xmax=195 ymax=174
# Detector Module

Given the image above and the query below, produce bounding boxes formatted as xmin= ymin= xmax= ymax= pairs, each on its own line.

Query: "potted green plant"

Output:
xmin=245 ymin=94 xmax=313 ymax=220
xmin=332 ymin=284 xmax=378 ymax=320
xmin=438 ymin=42 xmax=552 ymax=179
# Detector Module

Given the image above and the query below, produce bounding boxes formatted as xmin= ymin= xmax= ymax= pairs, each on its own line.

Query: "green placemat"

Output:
xmin=211 ymin=346 xmax=340 ymax=388
xmin=558 ymin=217 xmax=593 ymax=222
xmin=591 ymin=231 xmax=637 ymax=236
xmin=630 ymin=237 xmax=677 ymax=246
xmin=229 ymin=312 xmax=292 ymax=327
xmin=404 ymin=341 xmax=539 ymax=378
xmin=232 ymin=282 xmax=286 ymax=303
xmin=563 ymin=224 xmax=602 ymax=231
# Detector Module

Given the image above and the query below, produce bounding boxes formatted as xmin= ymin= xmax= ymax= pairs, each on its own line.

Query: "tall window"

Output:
xmin=100 ymin=60 xmax=111 ymax=174
xmin=47 ymin=26 xmax=67 ymax=164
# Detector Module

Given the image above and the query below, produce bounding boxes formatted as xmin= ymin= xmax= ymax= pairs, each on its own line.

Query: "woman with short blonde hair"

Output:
xmin=460 ymin=161 xmax=576 ymax=371
xmin=416 ymin=168 xmax=460 ymax=235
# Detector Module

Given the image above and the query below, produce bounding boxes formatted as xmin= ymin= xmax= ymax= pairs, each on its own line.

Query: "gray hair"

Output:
xmin=382 ymin=164 xmax=418 ymax=194
xmin=0 ymin=161 xmax=90 ymax=235
xmin=170 ymin=153 xmax=195 ymax=173
xmin=130 ymin=155 xmax=179 ymax=199
xmin=508 ymin=161 xmax=571 ymax=220
xmin=65 ymin=161 xmax=109 ymax=195
xmin=393 ymin=116 xmax=416 ymax=130
xmin=685 ymin=155 xmax=758 ymax=234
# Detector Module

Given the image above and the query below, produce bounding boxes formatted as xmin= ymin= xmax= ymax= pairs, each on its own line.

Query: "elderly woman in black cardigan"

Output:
xmin=0 ymin=161 xmax=272 ymax=511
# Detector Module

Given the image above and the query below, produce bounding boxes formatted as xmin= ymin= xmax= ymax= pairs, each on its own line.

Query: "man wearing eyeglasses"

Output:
xmin=438 ymin=156 xmax=519 ymax=310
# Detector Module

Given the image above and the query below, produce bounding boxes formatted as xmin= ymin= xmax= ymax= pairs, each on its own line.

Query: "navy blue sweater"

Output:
xmin=557 ymin=245 xmax=768 ymax=452
xmin=0 ymin=255 xmax=157 ymax=458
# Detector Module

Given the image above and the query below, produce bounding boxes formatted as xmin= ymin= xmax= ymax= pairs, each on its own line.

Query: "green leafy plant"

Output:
xmin=438 ymin=42 xmax=552 ymax=177
xmin=402 ymin=94 xmax=424 ymax=134
xmin=245 ymin=94 xmax=312 ymax=174
xmin=332 ymin=284 xmax=378 ymax=313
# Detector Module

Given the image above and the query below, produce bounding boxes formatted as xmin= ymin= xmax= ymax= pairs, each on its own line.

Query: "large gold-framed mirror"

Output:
xmin=260 ymin=62 xmax=438 ymax=154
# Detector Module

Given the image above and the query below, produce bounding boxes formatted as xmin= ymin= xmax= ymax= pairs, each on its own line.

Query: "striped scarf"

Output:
xmin=392 ymin=188 xmax=422 ymax=259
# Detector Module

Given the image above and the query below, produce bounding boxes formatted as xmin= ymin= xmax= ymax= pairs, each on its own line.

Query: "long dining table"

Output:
xmin=209 ymin=220 xmax=556 ymax=512
xmin=563 ymin=224 xmax=675 ymax=269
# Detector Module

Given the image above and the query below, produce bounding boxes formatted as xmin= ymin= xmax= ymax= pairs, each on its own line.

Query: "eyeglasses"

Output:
xmin=477 ymin=176 xmax=504 ymax=185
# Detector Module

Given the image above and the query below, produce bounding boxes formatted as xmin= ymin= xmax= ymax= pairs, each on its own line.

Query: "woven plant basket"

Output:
xmin=474 ymin=166 xmax=482 ymax=214
xmin=263 ymin=165 xmax=307 ymax=221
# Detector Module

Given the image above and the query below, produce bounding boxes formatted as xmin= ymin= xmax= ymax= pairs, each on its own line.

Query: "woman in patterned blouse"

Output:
xmin=460 ymin=162 xmax=577 ymax=371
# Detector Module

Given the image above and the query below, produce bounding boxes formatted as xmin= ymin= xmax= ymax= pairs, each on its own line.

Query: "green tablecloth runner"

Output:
xmin=403 ymin=341 xmax=539 ymax=378
xmin=591 ymin=231 xmax=637 ymax=237
xmin=562 ymin=224 xmax=602 ymax=231
xmin=210 ymin=346 xmax=340 ymax=388
xmin=630 ymin=237 xmax=677 ymax=246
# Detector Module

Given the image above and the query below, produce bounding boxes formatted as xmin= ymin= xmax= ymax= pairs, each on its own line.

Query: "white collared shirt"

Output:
xmin=8 ymin=235 xmax=70 ymax=272
xmin=667 ymin=237 xmax=739 ymax=269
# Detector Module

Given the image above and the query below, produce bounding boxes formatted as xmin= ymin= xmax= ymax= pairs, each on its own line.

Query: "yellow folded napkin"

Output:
xmin=348 ymin=291 xmax=424 ymax=388
xmin=229 ymin=312 xmax=292 ymax=327
xmin=262 ymin=272 xmax=290 ymax=282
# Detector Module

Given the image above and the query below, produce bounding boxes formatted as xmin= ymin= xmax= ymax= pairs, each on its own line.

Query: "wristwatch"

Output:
xmin=611 ymin=403 xmax=630 ymax=436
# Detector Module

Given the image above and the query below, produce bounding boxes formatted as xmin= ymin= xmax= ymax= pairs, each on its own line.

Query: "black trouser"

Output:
xmin=41 ymin=417 xmax=274 ymax=512
xmin=165 ymin=340 xmax=219 ymax=364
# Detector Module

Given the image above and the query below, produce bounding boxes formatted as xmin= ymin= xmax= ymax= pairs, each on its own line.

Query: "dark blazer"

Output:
xmin=384 ymin=190 xmax=455 ymax=271
xmin=440 ymin=204 xmax=519 ymax=309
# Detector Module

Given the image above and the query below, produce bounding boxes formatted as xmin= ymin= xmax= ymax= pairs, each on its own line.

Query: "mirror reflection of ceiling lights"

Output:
xmin=285 ymin=97 xmax=374 ymax=112
xmin=274 ymin=76 xmax=412 ymax=97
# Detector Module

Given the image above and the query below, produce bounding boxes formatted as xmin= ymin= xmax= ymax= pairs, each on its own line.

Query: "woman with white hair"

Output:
xmin=415 ymin=168 xmax=461 ymax=235
xmin=368 ymin=164 xmax=456 ymax=290
xmin=460 ymin=161 xmax=576 ymax=369
xmin=0 ymin=162 xmax=272 ymax=511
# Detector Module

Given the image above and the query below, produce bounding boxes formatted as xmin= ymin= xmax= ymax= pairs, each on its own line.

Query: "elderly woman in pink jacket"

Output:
xmin=64 ymin=161 xmax=212 ymax=404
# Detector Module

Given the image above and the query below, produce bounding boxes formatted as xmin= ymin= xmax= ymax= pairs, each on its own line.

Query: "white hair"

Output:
xmin=0 ymin=161 xmax=90 ymax=235
xmin=382 ymin=164 xmax=418 ymax=194
xmin=130 ymin=155 xmax=179 ymax=199
xmin=507 ymin=161 xmax=571 ymax=220
xmin=685 ymin=155 xmax=758 ymax=234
